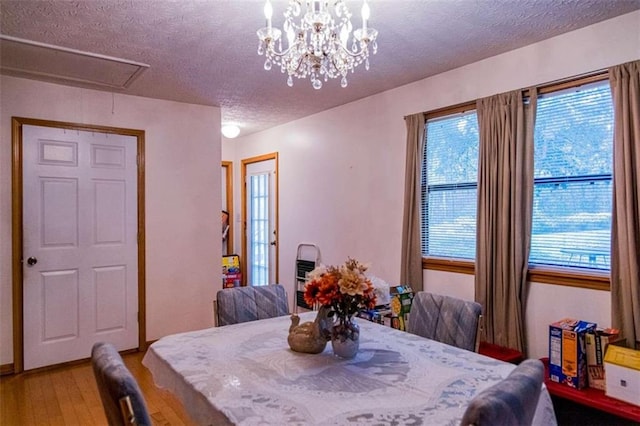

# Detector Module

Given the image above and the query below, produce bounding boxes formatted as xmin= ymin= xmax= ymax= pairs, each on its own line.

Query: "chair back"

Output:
xmin=216 ymin=284 xmax=289 ymax=326
xmin=91 ymin=342 xmax=152 ymax=426
xmin=407 ymin=291 xmax=482 ymax=351
xmin=460 ymin=359 xmax=545 ymax=426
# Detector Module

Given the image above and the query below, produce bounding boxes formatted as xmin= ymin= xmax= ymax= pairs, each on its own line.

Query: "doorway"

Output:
xmin=222 ymin=161 xmax=233 ymax=256
xmin=11 ymin=117 xmax=146 ymax=372
xmin=242 ymin=153 xmax=278 ymax=286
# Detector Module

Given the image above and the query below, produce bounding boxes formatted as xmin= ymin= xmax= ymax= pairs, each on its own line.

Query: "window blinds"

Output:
xmin=422 ymin=111 xmax=479 ymax=259
xmin=529 ymin=82 xmax=613 ymax=270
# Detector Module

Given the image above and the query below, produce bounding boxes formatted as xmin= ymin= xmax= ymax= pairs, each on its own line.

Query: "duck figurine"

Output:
xmin=287 ymin=305 xmax=332 ymax=354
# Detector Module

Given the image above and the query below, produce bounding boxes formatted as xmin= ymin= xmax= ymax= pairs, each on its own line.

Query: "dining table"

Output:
xmin=143 ymin=311 xmax=557 ymax=425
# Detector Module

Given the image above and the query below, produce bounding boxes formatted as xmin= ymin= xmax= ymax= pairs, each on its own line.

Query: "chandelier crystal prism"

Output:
xmin=256 ymin=0 xmax=378 ymax=90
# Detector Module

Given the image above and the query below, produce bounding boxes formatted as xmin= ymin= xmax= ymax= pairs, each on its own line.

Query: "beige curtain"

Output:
xmin=401 ymin=113 xmax=426 ymax=291
xmin=609 ymin=60 xmax=640 ymax=349
xmin=475 ymin=90 xmax=535 ymax=353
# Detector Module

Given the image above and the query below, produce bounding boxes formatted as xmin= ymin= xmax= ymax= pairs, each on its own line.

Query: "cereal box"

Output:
xmin=389 ymin=285 xmax=413 ymax=331
xmin=548 ymin=318 xmax=597 ymax=389
xmin=586 ymin=328 xmax=621 ymax=391
xmin=222 ymin=255 xmax=241 ymax=288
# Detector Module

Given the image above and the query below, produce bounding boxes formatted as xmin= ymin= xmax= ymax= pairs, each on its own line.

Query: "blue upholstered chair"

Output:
xmin=460 ymin=359 xmax=546 ymax=426
xmin=91 ymin=342 xmax=152 ymax=426
xmin=407 ymin=291 xmax=482 ymax=352
xmin=215 ymin=284 xmax=289 ymax=326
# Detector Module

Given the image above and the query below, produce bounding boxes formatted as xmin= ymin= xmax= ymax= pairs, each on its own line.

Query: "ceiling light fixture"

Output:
xmin=221 ymin=125 xmax=241 ymax=139
xmin=256 ymin=0 xmax=378 ymax=90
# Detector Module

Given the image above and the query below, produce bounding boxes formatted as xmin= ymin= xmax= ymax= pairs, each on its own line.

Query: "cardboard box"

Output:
xmin=357 ymin=308 xmax=391 ymax=326
xmin=222 ymin=272 xmax=241 ymax=288
xmin=390 ymin=285 xmax=413 ymax=331
xmin=222 ymin=254 xmax=240 ymax=273
xmin=222 ymin=255 xmax=241 ymax=288
xmin=548 ymin=318 xmax=597 ymax=389
xmin=604 ymin=345 xmax=640 ymax=406
xmin=586 ymin=329 xmax=621 ymax=390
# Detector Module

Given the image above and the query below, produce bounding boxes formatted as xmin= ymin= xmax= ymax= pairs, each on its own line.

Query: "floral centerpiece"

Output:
xmin=303 ymin=258 xmax=377 ymax=357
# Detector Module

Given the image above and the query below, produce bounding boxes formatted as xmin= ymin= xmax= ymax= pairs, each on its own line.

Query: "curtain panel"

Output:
xmin=609 ymin=60 xmax=640 ymax=348
xmin=401 ymin=113 xmax=426 ymax=291
xmin=475 ymin=91 xmax=535 ymax=353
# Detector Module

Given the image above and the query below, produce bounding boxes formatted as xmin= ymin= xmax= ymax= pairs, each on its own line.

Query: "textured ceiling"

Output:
xmin=1 ymin=0 xmax=639 ymax=137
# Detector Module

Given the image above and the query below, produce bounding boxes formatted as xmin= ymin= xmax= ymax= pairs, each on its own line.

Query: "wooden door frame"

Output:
xmin=11 ymin=117 xmax=146 ymax=374
xmin=241 ymin=153 xmax=279 ymax=286
xmin=222 ymin=161 xmax=233 ymax=256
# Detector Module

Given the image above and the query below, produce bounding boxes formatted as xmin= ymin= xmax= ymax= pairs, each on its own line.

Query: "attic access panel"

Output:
xmin=0 ymin=35 xmax=148 ymax=89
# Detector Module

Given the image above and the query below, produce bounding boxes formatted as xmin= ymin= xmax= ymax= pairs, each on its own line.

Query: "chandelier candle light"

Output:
xmin=256 ymin=0 xmax=378 ymax=89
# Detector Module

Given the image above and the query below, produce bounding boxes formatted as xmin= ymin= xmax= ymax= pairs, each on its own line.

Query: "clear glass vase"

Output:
xmin=331 ymin=316 xmax=359 ymax=359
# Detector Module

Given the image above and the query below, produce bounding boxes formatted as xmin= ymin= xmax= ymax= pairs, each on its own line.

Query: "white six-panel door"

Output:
xmin=22 ymin=125 xmax=138 ymax=370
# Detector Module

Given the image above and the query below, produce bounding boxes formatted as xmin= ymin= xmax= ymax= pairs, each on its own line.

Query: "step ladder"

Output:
xmin=295 ymin=243 xmax=321 ymax=311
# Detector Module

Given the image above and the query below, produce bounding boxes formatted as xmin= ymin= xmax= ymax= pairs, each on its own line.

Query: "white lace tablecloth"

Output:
xmin=143 ymin=312 xmax=557 ymax=426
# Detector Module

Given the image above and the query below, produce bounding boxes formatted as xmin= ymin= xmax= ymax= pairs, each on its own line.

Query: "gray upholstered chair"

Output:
xmin=460 ymin=359 xmax=546 ymax=426
xmin=91 ymin=342 xmax=151 ymax=426
xmin=407 ymin=291 xmax=482 ymax=352
xmin=215 ymin=284 xmax=289 ymax=326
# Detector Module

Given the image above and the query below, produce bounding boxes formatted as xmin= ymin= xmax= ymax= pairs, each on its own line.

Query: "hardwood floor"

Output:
xmin=0 ymin=351 xmax=196 ymax=426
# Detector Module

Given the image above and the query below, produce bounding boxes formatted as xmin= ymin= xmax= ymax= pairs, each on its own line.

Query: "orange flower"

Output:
xmin=303 ymin=280 xmax=321 ymax=307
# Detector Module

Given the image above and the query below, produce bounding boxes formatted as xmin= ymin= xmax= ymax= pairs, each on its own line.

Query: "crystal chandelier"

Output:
xmin=256 ymin=0 xmax=378 ymax=90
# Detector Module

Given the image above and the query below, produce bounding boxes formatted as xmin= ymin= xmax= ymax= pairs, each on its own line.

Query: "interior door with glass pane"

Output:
xmin=244 ymin=157 xmax=277 ymax=286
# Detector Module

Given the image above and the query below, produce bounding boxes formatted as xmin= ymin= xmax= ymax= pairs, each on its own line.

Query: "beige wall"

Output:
xmin=0 ymin=76 xmax=221 ymax=366
xmin=225 ymin=11 xmax=640 ymax=359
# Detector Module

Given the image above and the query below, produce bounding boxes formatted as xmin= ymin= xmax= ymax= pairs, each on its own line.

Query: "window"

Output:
xmin=530 ymin=81 xmax=613 ymax=271
xmin=420 ymin=75 xmax=613 ymax=286
xmin=422 ymin=110 xmax=479 ymax=259
xmin=249 ymin=173 xmax=270 ymax=285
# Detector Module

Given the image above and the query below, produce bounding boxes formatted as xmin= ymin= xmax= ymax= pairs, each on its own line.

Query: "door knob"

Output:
xmin=270 ymin=240 xmax=277 ymax=246
xmin=27 ymin=257 xmax=38 ymax=266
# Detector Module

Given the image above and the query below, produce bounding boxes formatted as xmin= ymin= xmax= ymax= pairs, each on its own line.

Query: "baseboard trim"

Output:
xmin=0 ymin=363 xmax=15 ymax=376
xmin=0 ymin=344 xmax=151 ymax=376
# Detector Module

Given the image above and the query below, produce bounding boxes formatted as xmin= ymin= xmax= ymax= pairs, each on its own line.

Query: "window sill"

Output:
xmin=527 ymin=265 xmax=610 ymax=291
xmin=422 ymin=257 xmax=475 ymax=275
xmin=422 ymin=259 xmax=610 ymax=291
